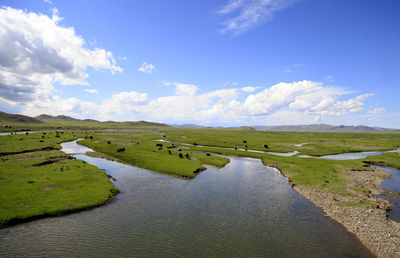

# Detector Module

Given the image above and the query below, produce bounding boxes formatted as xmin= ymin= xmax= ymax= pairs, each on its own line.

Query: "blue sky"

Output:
xmin=0 ymin=0 xmax=399 ymax=127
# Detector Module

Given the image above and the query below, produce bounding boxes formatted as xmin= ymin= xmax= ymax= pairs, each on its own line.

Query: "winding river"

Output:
xmin=0 ymin=140 xmax=374 ymax=257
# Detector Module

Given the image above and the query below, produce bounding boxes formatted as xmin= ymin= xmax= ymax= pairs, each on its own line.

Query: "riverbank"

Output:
xmin=286 ymin=167 xmax=400 ymax=257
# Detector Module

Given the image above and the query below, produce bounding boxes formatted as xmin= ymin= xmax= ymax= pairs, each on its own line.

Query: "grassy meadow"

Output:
xmin=1 ymin=125 xmax=399 ymax=227
xmin=0 ymin=132 xmax=119 ymax=227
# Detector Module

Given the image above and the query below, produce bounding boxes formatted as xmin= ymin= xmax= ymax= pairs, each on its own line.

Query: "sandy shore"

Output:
xmin=287 ymin=168 xmax=400 ymax=257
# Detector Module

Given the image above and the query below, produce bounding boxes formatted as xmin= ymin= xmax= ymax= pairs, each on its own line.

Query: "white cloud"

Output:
xmin=138 ymin=62 xmax=156 ymax=74
xmin=293 ymin=64 xmax=304 ymax=67
xmin=85 ymin=89 xmax=98 ymax=93
xmin=241 ymin=86 xmax=260 ymax=92
xmin=218 ymin=0 xmax=299 ymax=34
xmin=164 ymin=81 xmax=198 ymax=96
xmin=21 ymin=80 xmax=374 ymax=126
xmin=367 ymin=107 xmax=386 ymax=115
xmin=0 ymin=7 xmax=121 ymax=106
xmin=44 ymin=0 xmax=52 ymax=4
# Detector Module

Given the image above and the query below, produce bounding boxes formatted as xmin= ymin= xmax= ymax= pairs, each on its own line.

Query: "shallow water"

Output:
xmin=374 ymin=166 xmax=400 ymax=222
xmin=0 ymin=140 xmax=373 ymax=257
xmin=318 ymin=148 xmax=400 ymax=160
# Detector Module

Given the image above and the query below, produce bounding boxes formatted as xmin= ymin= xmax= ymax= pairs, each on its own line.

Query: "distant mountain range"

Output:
xmin=0 ymin=111 xmax=395 ymax=131
xmin=252 ymin=124 xmax=393 ymax=132
xmin=0 ymin=112 xmax=168 ymax=127
xmin=0 ymin=111 xmax=42 ymax=124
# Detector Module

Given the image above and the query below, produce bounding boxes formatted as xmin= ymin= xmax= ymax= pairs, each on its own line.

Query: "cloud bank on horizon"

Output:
xmin=0 ymin=4 xmax=394 ymax=126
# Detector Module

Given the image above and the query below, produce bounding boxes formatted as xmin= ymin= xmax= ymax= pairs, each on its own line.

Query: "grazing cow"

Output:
xmin=156 ymin=143 xmax=163 ymax=147
xmin=42 ymin=135 xmax=45 ymax=138
xmin=185 ymin=153 xmax=190 ymax=159
xmin=206 ymin=153 xmax=211 ymax=156
xmin=26 ymin=132 xmax=29 ymax=135
xmin=168 ymin=150 xmax=172 ymax=155
xmin=107 ymin=141 xmax=111 ymax=144
xmin=193 ymin=168 xmax=202 ymax=174
xmin=117 ymin=148 xmax=126 ymax=153
xmin=89 ymin=136 xmax=93 ymax=139
xmin=158 ymin=147 xmax=162 ymax=150
xmin=39 ymin=140 xmax=44 ymax=142
xmin=235 ymin=147 xmax=238 ymax=150
xmin=178 ymin=148 xmax=182 ymax=151
xmin=243 ymin=140 xmax=247 ymax=143
xmin=263 ymin=144 xmax=269 ymax=148
xmin=163 ymin=135 xmax=166 ymax=138
xmin=55 ymin=134 xmax=60 ymax=138
xmin=179 ymin=153 xmax=184 ymax=158
xmin=193 ymin=143 xmax=198 ymax=146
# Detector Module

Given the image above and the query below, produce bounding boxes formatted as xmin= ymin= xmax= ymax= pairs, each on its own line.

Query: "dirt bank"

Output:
xmin=290 ymin=168 xmax=400 ymax=257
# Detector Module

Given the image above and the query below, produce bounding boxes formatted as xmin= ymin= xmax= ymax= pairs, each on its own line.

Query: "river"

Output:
xmin=0 ymin=140 xmax=373 ymax=257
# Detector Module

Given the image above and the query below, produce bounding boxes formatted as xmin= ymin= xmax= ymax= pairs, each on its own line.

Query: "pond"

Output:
xmin=0 ymin=140 xmax=374 ymax=257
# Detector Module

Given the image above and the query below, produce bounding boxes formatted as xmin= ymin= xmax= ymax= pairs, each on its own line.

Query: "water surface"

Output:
xmin=0 ymin=140 xmax=373 ymax=257
xmin=374 ymin=166 xmax=400 ymax=222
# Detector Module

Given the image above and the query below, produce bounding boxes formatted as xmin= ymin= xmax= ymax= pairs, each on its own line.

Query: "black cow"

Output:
xmin=179 ymin=153 xmax=184 ymax=158
xmin=156 ymin=143 xmax=163 ymax=147
xmin=168 ymin=150 xmax=172 ymax=155
xmin=193 ymin=168 xmax=202 ymax=174
xmin=206 ymin=153 xmax=211 ymax=156
xmin=193 ymin=143 xmax=198 ymax=146
xmin=89 ymin=136 xmax=93 ymax=139
xmin=107 ymin=141 xmax=111 ymax=144
xmin=117 ymin=148 xmax=126 ymax=153
xmin=243 ymin=140 xmax=247 ymax=143
xmin=185 ymin=153 xmax=190 ymax=159
xmin=234 ymin=147 xmax=238 ymax=150
xmin=263 ymin=144 xmax=269 ymax=148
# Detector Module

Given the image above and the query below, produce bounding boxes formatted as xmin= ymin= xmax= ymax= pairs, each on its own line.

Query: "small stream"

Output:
xmin=0 ymin=139 xmax=374 ymax=257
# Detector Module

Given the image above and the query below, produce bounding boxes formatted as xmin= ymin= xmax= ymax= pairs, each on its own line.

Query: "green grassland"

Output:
xmin=0 ymin=132 xmax=119 ymax=228
xmin=78 ymin=132 xmax=229 ymax=178
xmin=0 ymin=131 xmax=82 ymax=154
xmin=1 ymin=126 xmax=400 ymax=227
xmin=162 ymin=128 xmax=400 ymax=156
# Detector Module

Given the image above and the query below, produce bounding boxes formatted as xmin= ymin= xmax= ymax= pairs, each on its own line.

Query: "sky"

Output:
xmin=0 ymin=0 xmax=399 ymax=127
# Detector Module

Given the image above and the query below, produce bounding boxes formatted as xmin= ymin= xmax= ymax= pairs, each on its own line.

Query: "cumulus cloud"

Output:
xmin=218 ymin=0 xmax=300 ymax=34
xmin=138 ymin=62 xmax=156 ymax=74
xmin=22 ymin=80 xmax=374 ymax=125
xmin=367 ymin=107 xmax=386 ymax=115
xmin=0 ymin=7 xmax=121 ymax=105
xmin=85 ymin=89 xmax=98 ymax=93
xmin=164 ymin=82 xmax=198 ymax=96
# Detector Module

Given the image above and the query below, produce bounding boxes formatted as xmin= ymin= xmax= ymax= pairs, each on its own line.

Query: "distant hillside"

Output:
xmin=35 ymin=114 xmax=81 ymax=122
xmin=0 ymin=111 xmax=168 ymax=127
xmin=0 ymin=111 xmax=42 ymax=124
xmin=253 ymin=124 xmax=393 ymax=132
